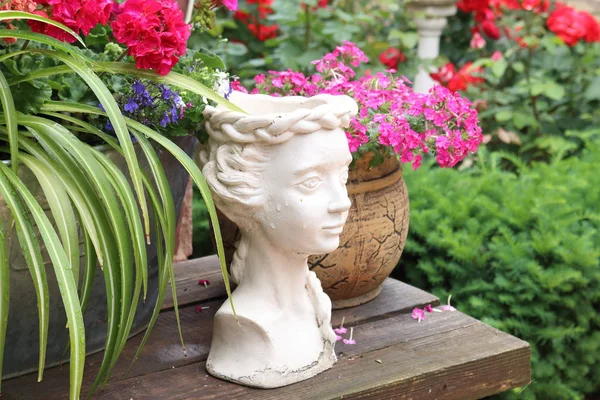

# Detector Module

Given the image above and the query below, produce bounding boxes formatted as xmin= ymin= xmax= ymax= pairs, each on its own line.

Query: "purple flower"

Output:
xmin=132 ymin=80 xmax=146 ymax=95
xmin=124 ymin=100 xmax=139 ymax=113
xmin=98 ymin=103 xmax=105 ymax=112
xmin=160 ymin=84 xmax=173 ymax=100
xmin=160 ymin=112 xmax=170 ymax=127
xmin=105 ymin=121 xmax=113 ymax=131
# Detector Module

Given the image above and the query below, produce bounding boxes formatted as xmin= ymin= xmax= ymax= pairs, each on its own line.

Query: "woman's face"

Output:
xmin=259 ymin=128 xmax=352 ymax=256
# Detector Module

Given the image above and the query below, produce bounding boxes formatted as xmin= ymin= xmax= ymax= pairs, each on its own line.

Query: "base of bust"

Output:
xmin=206 ymin=346 xmax=336 ymax=389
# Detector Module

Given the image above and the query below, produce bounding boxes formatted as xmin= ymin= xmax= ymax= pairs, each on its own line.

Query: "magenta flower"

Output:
xmin=342 ymin=327 xmax=356 ymax=345
xmin=198 ymin=279 xmax=210 ymax=287
xmin=424 ymin=304 xmax=434 ymax=313
xmin=411 ymin=307 xmax=426 ymax=323
xmin=333 ymin=316 xmax=348 ymax=335
xmin=441 ymin=295 xmax=457 ymax=312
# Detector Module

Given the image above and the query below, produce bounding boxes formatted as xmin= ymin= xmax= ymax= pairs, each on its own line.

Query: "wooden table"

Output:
xmin=2 ymin=256 xmax=531 ymax=399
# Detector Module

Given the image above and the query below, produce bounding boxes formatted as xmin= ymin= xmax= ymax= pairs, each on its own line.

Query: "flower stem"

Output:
xmin=304 ymin=6 xmax=311 ymax=51
xmin=115 ymin=52 xmax=127 ymax=63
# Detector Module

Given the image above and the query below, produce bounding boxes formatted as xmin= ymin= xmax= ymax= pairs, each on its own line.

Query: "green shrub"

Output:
xmin=397 ymin=144 xmax=600 ymax=399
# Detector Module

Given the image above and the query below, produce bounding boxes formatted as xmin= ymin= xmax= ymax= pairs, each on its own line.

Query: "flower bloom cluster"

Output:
xmin=111 ymin=0 xmax=190 ymax=75
xmin=101 ymin=79 xmax=188 ymax=131
xmin=233 ymin=0 xmax=278 ymax=41
xmin=24 ymin=0 xmax=191 ymax=75
xmin=546 ymin=5 xmax=600 ymax=46
xmin=378 ymin=47 xmax=406 ymax=70
xmin=457 ymin=0 xmax=600 ymax=48
xmin=431 ymin=62 xmax=485 ymax=92
xmin=28 ymin=0 xmax=113 ymax=43
xmin=240 ymin=42 xmax=483 ymax=169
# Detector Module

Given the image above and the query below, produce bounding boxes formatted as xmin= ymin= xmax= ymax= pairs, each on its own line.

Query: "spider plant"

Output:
xmin=0 ymin=11 xmax=239 ymax=399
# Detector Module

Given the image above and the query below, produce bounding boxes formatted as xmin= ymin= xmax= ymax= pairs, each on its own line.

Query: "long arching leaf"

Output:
xmin=0 ymin=160 xmax=49 ymax=384
xmin=20 ymin=117 xmax=132 ymax=392
xmin=20 ymin=155 xmax=80 ymax=289
xmin=0 ymin=11 xmax=84 ymax=45
xmin=18 ymin=130 xmax=121 ymax=397
xmin=0 ymin=162 xmax=85 ymax=400
xmin=19 ymin=51 xmax=151 ymax=242
xmin=0 ymin=69 xmax=18 ymax=172
xmin=0 ymin=31 xmax=92 ymax=62
xmin=0 ymin=219 xmax=8 ymax=392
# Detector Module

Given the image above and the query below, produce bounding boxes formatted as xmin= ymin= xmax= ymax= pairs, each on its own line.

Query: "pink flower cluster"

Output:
xmin=242 ymin=42 xmax=483 ymax=169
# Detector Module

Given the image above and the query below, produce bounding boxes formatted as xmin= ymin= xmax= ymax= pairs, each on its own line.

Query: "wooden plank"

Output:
xmin=164 ymin=255 xmax=225 ymax=309
xmin=93 ymin=316 xmax=530 ymax=400
xmin=2 ymin=278 xmax=438 ymax=400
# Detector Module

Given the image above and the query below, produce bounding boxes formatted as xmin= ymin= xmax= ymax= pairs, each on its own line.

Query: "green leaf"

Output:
xmin=543 ymin=81 xmax=565 ymax=101
xmin=37 ymin=51 xmax=151 ymax=243
xmin=512 ymin=61 xmax=525 ymax=73
xmin=21 ymin=116 xmax=134 ymax=393
xmin=584 ymin=77 xmax=600 ymax=101
xmin=194 ymin=51 xmax=227 ymax=70
xmin=496 ymin=109 xmax=513 ymax=122
xmin=0 ymin=161 xmax=85 ymax=400
xmin=21 ymin=155 xmax=80 ymax=290
xmin=0 ymin=153 xmax=49 ymax=385
xmin=0 ymin=69 xmax=18 ymax=172
xmin=19 ymin=128 xmax=121 ymax=397
xmin=0 ymin=11 xmax=84 ymax=45
xmin=0 ymin=30 xmax=89 ymax=61
xmin=491 ymin=58 xmax=508 ymax=78
xmin=0 ymin=219 xmax=8 ymax=392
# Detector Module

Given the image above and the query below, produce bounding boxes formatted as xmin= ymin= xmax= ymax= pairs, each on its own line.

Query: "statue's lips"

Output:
xmin=322 ymin=224 xmax=345 ymax=235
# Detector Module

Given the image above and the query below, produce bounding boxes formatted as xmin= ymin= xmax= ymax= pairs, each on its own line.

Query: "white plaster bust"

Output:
xmin=197 ymin=91 xmax=358 ymax=388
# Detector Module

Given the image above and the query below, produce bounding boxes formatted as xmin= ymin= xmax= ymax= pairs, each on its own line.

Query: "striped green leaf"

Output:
xmin=21 ymin=155 xmax=80 ymax=288
xmin=0 ymin=11 xmax=84 ymax=45
xmin=0 ymin=161 xmax=49 ymax=384
xmin=0 ymin=219 xmax=8 ymax=392
xmin=0 ymin=162 xmax=85 ymax=400
xmin=0 ymin=69 xmax=18 ymax=172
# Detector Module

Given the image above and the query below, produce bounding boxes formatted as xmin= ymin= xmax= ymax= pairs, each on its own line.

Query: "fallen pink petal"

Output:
xmin=342 ymin=327 xmax=356 ymax=345
xmin=411 ymin=307 xmax=426 ymax=322
xmin=198 ymin=279 xmax=210 ymax=287
xmin=424 ymin=304 xmax=434 ymax=313
xmin=441 ymin=295 xmax=457 ymax=312
xmin=196 ymin=306 xmax=210 ymax=313
xmin=334 ymin=316 xmax=348 ymax=334
xmin=335 ymin=334 xmax=343 ymax=341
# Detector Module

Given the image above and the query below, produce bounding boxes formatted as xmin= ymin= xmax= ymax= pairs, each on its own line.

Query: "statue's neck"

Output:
xmin=238 ymin=233 xmax=312 ymax=312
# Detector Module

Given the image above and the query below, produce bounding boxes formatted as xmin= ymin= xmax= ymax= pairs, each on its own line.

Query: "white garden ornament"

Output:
xmin=197 ymin=91 xmax=358 ymax=388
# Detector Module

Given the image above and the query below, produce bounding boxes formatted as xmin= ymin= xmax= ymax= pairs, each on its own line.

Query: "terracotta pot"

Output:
xmin=218 ymin=152 xmax=409 ymax=309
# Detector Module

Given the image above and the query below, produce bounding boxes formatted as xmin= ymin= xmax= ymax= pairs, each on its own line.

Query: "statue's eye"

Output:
xmin=299 ymin=176 xmax=322 ymax=191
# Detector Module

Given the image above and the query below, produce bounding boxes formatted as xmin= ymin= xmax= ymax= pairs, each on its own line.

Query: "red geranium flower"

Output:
xmin=458 ymin=0 xmax=490 ymax=13
xmin=111 ymin=0 xmax=190 ymax=75
xmin=547 ymin=5 xmax=600 ymax=46
xmin=432 ymin=62 xmax=484 ymax=92
xmin=28 ymin=0 xmax=113 ymax=43
xmin=378 ymin=48 xmax=405 ymax=70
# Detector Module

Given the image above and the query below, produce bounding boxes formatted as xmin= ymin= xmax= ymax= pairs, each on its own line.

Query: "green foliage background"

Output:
xmin=395 ymin=139 xmax=600 ymax=399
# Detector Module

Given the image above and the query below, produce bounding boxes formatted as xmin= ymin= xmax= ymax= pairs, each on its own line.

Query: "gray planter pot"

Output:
xmin=1 ymin=135 xmax=198 ymax=379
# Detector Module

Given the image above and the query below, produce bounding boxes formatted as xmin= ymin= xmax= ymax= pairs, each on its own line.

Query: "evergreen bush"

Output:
xmin=398 ymin=142 xmax=600 ymax=400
